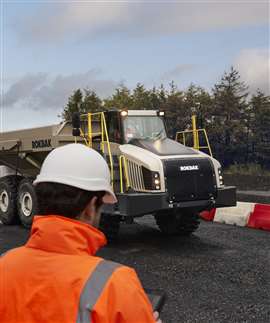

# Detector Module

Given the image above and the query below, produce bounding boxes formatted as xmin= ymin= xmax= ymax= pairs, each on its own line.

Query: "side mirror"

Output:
xmin=72 ymin=113 xmax=80 ymax=129
xmin=72 ymin=113 xmax=81 ymax=137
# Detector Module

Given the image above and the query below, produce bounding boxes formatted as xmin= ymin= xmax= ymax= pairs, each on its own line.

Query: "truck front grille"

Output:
xmin=126 ymin=159 xmax=145 ymax=191
xmin=163 ymin=158 xmax=217 ymax=202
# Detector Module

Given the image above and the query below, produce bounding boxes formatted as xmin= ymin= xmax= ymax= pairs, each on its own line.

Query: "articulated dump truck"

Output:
xmin=0 ymin=109 xmax=236 ymax=239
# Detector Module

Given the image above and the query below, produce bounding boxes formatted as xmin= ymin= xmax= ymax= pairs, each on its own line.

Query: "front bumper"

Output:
xmin=115 ymin=193 xmax=215 ymax=217
xmin=108 ymin=186 xmax=236 ymax=217
xmin=215 ymin=186 xmax=237 ymax=208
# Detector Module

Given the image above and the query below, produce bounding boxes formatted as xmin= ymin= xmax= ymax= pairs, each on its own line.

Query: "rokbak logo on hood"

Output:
xmin=180 ymin=165 xmax=199 ymax=171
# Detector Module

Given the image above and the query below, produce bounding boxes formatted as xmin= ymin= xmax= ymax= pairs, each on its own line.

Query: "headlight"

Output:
xmin=120 ymin=110 xmax=128 ymax=117
xmin=154 ymin=172 xmax=161 ymax=190
xmin=218 ymin=168 xmax=224 ymax=186
xmin=142 ymin=168 xmax=161 ymax=190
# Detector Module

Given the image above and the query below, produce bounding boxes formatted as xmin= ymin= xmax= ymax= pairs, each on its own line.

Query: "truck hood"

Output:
xmin=128 ymin=137 xmax=198 ymax=156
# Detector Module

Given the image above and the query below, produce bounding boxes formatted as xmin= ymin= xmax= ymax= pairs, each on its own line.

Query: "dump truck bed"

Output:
xmin=0 ymin=122 xmax=94 ymax=177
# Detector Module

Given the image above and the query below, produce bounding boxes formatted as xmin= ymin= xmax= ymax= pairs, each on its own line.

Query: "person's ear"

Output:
xmin=79 ymin=196 xmax=97 ymax=225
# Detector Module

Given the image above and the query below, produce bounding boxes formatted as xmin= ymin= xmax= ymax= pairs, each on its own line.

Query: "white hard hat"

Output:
xmin=34 ymin=143 xmax=117 ymax=204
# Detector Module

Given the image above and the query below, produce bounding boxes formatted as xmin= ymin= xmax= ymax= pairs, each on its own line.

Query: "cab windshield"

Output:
xmin=123 ymin=116 xmax=167 ymax=142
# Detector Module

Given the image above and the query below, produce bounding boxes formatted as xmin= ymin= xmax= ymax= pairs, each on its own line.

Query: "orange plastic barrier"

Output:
xmin=248 ymin=204 xmax=270 ymax=231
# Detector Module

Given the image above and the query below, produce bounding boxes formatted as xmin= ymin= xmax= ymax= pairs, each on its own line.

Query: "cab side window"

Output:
xmin=108 ymin=113 xmax=121 ymax=143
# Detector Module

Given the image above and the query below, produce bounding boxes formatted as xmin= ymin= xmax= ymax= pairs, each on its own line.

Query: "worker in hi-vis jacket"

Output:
xmin=0 ymin=143 xmax=161 ymax=323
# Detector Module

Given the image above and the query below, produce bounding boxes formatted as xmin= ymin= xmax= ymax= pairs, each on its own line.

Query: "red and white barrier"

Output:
xmin=200 ymin=209 xmax=216 ymax=221
xmin=200 ymin=202 xmax=270 ymax=232
xmin=247 ymin=204 xmax=270 ymax=231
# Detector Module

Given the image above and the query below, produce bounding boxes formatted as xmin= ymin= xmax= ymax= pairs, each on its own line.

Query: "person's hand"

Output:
xmin=153 ymin=311 xmax=162 ymax=323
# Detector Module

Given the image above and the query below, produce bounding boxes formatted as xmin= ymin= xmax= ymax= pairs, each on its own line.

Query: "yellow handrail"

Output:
xmin=101 ymin=115 xmax=104 ymax=153
xmin=79 ymin=129 xmax=89 ymax=146
xmin=203 ymin=129 xmax=213 ymax=157
xmin=77 ymin=112 xmax=114 ymax=186
xmin=88 ymin=114 xmax=92 ymax=148
xmin=192 ymin=115 xmax=199 ymax=150
xmin=176 ymin=129 xmax=213 ymax=157
xmin=119 ymin=155 xmax=130 ymax=193
xmin=100 ymin=112 xmax=114 ymax=187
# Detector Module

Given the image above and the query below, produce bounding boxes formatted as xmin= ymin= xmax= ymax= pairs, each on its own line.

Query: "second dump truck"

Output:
xmin=0 ymin=109 xmax=236 ymax=239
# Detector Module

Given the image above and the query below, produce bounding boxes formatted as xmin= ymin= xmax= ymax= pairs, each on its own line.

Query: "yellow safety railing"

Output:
xmin=79 ymin=112 xmax=114 ymax=186
xmin=119 ymin=155 xmax=130 ymax=193
xmin=175 ymin=115 xmax=213 ymax=157
xmin=74 ymin=112 xmax=132 ymax=193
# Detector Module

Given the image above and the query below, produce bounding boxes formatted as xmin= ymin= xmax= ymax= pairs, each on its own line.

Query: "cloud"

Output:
xmin=161 ymin=64 xmax=195 ymax=81
xmin=3 ymin=70 xmax=117 ymax=111
xmin=13 ymin=2 xmax=131 ymax=43
xmin=13 ymin=1 xmax=269 ymax=43
xmin=3 ymin=73 xmax=47 ymax=107
xmin=234 ymin=48 xmax=270 ymax=94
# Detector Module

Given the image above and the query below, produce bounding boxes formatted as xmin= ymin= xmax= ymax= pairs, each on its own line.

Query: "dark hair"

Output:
xmin=35 ymin=182 xmax=105 ymax=219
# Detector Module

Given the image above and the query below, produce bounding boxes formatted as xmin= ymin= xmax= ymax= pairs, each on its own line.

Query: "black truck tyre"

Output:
xmin=155 ymin=211 xmax=200 ymax=236
xmin=99 ymin=213 xmax=120 ymax=242
xmin=0 ymin=176 xmax=19 ymax=225
xmin=17 ymin=179 xmax=38 ymax=228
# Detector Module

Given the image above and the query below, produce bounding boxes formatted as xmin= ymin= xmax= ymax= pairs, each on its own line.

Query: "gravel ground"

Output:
xmin=1 ymin=217 xmax=270 ymax=323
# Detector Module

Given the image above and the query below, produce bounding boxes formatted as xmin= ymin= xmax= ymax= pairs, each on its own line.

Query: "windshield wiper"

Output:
xmin=153 ymin=130 xmax=165 ymax=140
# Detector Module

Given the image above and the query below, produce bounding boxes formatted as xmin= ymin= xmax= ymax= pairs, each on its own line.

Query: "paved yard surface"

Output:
xmin=1 ymin=217 xmax=269 ymax=323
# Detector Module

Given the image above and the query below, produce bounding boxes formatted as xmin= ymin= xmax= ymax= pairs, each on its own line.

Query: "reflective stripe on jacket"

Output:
xmin=0 ymin=215 xmax=155 ymax=323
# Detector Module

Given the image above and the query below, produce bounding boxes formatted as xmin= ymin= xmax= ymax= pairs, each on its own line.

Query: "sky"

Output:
xmin=0 ymin=0 xmax=269 ymax=131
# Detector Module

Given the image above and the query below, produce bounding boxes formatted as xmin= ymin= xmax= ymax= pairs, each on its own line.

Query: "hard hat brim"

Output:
xmin=103 ymin=191 xmax=118 ymax=204
xmin=33 ymin=175 xmax=117 ymax=204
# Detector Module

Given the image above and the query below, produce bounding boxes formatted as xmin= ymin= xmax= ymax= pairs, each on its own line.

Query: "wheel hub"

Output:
xmin=21 ymin=192 xmax=33 ymax=217
xmin=0 ymin=190 xmax=9 ymax=213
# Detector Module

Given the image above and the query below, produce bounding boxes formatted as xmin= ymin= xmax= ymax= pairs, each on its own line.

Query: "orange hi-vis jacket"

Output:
xmin=0 ymin=215 xmax=155 ymax=323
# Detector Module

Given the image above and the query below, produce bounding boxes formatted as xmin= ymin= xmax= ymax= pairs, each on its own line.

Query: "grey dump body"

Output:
xmin=0 ymin=122 xmax=100 ymax=177
xmin=0 ymin=123 xmax=72 ymax=177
